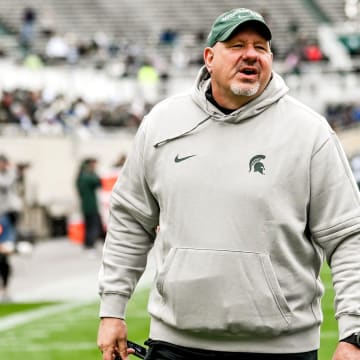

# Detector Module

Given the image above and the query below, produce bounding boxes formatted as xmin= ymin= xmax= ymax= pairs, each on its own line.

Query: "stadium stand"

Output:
xmin=0 ymin=1 xmax=357 ymax=130
xmin=316 ymin=0 xmax=348 ymax=23
xmin=0 ymin=0 xmax=345 ymax=59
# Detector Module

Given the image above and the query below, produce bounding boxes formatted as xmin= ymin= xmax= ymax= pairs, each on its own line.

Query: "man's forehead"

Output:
xmin=226 ymin=23 xmax=270 ymax=42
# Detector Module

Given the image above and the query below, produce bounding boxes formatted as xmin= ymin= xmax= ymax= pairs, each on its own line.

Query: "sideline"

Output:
xmin=3 ymin=342 xmax=97 ymax=352
xmin=1 ymin=241 xmax=155 ymax=332
xmin=0 ymin=301 xmax=92 ymax=332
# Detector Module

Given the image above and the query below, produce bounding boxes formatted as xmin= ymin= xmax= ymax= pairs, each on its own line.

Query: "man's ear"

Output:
xmin=203 ymin=47 xmax=214 ymax=74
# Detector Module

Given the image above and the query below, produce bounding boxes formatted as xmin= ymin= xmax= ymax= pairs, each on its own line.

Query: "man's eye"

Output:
xmin=255 ymin=45 xmax=267 ymax=51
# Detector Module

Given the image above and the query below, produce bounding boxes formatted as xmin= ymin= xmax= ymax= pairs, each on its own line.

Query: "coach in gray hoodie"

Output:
xmin=97 ymin=8 xmax=360 ymax=360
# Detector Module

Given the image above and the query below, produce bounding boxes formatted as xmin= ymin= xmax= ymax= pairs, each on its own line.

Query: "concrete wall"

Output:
xmin=0 ymin=131 xmax=135 ymax=217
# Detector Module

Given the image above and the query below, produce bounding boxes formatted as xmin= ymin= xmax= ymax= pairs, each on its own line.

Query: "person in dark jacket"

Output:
xmin=0 ymin=154 xmax=17 ymax=301
xmin=76 ymin=158 xmax=103 ymax=250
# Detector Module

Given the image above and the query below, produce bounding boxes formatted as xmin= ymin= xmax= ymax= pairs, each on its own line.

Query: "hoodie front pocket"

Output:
xmin=153 ymin=248 xmax=292 ymax=336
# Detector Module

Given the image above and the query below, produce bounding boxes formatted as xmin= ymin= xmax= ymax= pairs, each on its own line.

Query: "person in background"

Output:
xmin=19 ymin=6 xmax=37 ymax=52
xmin=97 ymin=8 xmax=360 ymax=360
xmin=76 ymin=158 xmax=103 ymax=251
xmin=0 ymin=155 xmax=18 ymax=301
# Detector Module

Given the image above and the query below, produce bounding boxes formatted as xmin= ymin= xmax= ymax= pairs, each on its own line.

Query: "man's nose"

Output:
xmin=242 ymin=46 xmax=258 ymax=60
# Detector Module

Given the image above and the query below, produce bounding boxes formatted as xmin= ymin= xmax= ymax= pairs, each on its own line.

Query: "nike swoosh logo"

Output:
xmin=174 ymin=154 xmax=196 ymax=163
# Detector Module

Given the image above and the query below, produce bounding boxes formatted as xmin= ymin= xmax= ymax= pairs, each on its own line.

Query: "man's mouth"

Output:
xmin=239 ymin=67 xmax=258 ymax=76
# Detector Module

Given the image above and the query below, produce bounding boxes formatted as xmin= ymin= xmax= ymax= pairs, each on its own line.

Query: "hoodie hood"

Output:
xmin=154 ymin=66 xmax=289 ymax=148
xmin=191 ymin=65 xmax=289 ymax=123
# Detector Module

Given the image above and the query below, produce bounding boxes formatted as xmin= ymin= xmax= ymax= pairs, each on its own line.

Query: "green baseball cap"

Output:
xmin=207 ymin=8 xmax=272 ymax=47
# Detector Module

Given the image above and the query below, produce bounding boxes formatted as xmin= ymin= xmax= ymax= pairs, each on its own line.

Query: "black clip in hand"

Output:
xmin=114 ymin=340 xmax=147 ymax=359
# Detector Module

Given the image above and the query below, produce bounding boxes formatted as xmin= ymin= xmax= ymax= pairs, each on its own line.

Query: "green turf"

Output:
xmin=0 ymin=266 xmax=338 ymax=359
xmin=319 ymin=264 xmax=338 ymax=359
xmin=0 ymin=289 xmax=150 ymax=360
xmin=0 ymin=301 xmax=57 ymax=317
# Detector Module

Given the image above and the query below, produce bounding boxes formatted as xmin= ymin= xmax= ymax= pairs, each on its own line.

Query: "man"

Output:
xmin=76 ymin=158 xmax=103 ymax=250
xmin=97 ymin=8 xmax=360 ymax=360
xmin=0 ymin=155 xmax=18 ymax=301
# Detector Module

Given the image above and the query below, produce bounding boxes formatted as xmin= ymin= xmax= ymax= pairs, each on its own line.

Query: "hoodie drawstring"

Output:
xmin=153 ymin=116 xmax=211 ymax=148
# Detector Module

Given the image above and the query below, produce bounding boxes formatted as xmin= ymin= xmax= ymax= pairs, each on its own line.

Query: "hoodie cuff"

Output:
xmin=338 ymin=314 xmax=360 ymax=340
xmin=99 ymin=293 xmax=129 ymax=319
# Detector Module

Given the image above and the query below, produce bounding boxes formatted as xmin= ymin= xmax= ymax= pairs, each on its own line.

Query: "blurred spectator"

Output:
xmin=0 ymin=155 xmax=23 ymax=235
xmin=352 ymin=103 xmax=360 ymax=122
xmin=23 ymin=53 xmax=44 ymax=70
xmin=76 ymin=158 xmax=104 ymax=251
xmin=0 ymin=87 xmax=149 ymax=135
xmin=137 ymin=61 xmax=159 ymax=83
xmin=302 ymin=41 xmax=324 ymax=62
xmin=12 ymin=102 xmax=34 ymax=133
xmin=39 ymin=8 xmax=56 ymax=38
xmin=325 ymin=102 xmax=360 ymax=130
xmin=0 ymin=154 xmax=20 ymax=301
xmin=288 ymin=19 xmax=300 ymax=35
xmin=284 ymin=47 xmax=302 ymax=74
xmin=195 ymin=30 xmax=206 ymax=45
xmin=19 ymin=7 xmax=37 ymax=53
xmin=159 ymin=28 xmax=178 ymax=46
xmin=45 ymin=33 xmax=70 ymax=63
xmin=137 ymin=61 xmax=160 ymax=104
xmin=0 ymin=91 xmax=17 ymax=124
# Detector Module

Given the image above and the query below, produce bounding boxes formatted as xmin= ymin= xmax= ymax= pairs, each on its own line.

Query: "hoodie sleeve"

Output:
xmin=309 ymin=130 xmax=360 ymax=339
xmin=99 ymin=118 xmax=159 ymax=319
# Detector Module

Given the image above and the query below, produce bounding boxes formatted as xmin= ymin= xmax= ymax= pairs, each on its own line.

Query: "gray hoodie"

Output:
xmin=99 ymin=67 xmax=360 ymax=353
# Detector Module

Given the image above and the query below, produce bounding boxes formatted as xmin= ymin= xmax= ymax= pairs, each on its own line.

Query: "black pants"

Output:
xmin=0 ymin=253 xmax=11 ymax=288
xmin=144 ymin=340 xmax=317 ymax=360
xmin=83 ymin=212 xmax=104 ymax=249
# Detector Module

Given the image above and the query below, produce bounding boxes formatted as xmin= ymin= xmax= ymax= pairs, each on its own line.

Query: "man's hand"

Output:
xmin=97 ymin=317 xmax=135 ymax=360
xmin=332 ymin=342 xmax=360 ymax=360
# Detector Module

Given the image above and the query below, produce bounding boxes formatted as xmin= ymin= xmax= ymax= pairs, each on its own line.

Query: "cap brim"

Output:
xmin=217 ymin=20 xmax=272 ymax=43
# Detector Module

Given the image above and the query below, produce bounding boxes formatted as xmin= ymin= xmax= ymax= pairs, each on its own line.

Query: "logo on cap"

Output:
xmin=207 ymin=8 xmax=271 ymax=47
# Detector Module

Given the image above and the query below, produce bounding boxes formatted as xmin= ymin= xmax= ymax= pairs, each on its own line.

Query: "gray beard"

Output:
xmin=230 ymin=82 xmax=260 ymax=97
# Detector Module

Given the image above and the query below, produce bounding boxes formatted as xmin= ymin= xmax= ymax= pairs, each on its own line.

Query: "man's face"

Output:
xmin=204 ymin=26 xmax=273 ymax=109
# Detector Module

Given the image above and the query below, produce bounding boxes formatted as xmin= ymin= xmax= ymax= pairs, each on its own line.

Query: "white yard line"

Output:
xmin=0 ymin=282 xmax=151 ymax=333
xmin=0 ymin=244 xmax=154 ymax=332
xmin=0 ymin=301 xmax=91 ymax=332
xmin=3 ymin=342 xmax=96 ymax=352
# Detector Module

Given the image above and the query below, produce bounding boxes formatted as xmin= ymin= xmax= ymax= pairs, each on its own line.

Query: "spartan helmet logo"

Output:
xmin=249 ymin=154 xmax=266 ymax=175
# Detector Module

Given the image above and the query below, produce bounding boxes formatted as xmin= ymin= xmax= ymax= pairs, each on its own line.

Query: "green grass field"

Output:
xmin=0 ymin=266 xmax=337 ymax=360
